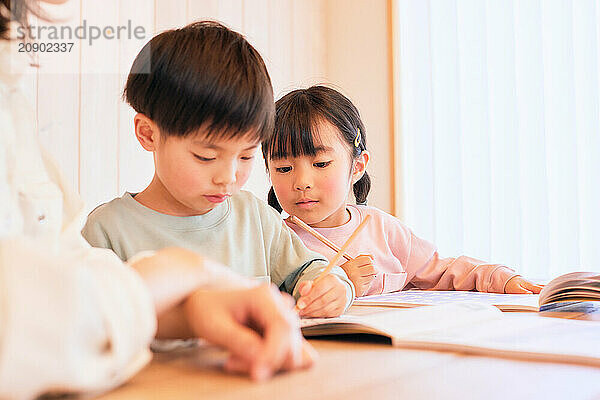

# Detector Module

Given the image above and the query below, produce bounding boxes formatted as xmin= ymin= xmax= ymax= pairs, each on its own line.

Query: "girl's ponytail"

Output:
xmin=353 ymin=171 xmax=371 ymax=205
xmin=268 ymin=186 xmax=283 ymax=213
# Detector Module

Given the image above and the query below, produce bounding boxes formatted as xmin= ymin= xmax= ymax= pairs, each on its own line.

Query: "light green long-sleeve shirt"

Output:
xmin=82 ymin=191 xmax=354 ymax=302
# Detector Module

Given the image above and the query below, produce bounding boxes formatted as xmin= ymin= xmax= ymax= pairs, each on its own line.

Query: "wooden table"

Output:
xmin=97 ymin=302 xmax=600 ymax=400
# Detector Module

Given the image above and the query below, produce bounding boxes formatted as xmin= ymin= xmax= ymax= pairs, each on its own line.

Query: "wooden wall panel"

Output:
xmin=36 ymin=1 xmax=81 ymax=193
xmin=154 ymin=0 xmax=187 ymax=32
xmin=268 ymin=0 xmax=293 ymax=98
xmin=78 ymin=0 xmax=120 ymax=211
xmin=117 ymin=0 xmax=155 ymax=195
xmin=33 ymin=0 xmax=334 ymax=209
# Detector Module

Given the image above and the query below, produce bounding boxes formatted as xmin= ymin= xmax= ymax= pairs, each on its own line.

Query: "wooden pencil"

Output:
xmin=314 ymin=214 xmax=371 ymax=283
xmin=287 ymin=215 xmax=353 ymax=261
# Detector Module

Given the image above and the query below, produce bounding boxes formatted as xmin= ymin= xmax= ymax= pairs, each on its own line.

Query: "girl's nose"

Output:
xmin=295 ymin=182 xmax=311 ymax=190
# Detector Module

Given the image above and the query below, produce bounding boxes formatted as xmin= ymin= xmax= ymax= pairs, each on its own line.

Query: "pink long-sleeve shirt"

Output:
xmin=286 ymin=205 xmax=518 ymax=296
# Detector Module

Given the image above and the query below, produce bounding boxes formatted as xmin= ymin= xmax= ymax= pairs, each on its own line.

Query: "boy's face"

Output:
xmin=153 ymin=131 xmax=260 ymax=216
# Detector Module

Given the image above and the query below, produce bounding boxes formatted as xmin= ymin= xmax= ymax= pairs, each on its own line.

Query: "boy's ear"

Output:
xmin=134 ymin=113 xmax=160 ymax=151
xmin=352 ymin=151 xmax=370 ymax=184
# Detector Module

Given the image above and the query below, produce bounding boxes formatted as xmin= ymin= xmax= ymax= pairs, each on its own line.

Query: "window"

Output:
xmin=394 ymin=0 xmax=600 ymax=279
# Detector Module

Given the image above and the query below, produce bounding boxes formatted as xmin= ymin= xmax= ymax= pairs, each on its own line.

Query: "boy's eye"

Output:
xmin=240 ymin=155 xmax=255 ymax=161
xmin=193 ymin=154 xmax=216 ymax=162
xmin=313 ymin=161 xmax=332 ymax=168
xmin=275 ymin=166 xmax=292 ymax=173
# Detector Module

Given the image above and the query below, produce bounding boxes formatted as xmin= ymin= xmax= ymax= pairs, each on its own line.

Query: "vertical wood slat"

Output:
xmin=215 ymin=0 xmax=244 ymax=32
xmin=269 ymin=0 xmax=293 ymax=98
xmin=154 ymin=0 xmax=187 ymax=32
xmin=79 ymin=0 xmax=120 ymax=211
xmin=187 ymin=0 xmax=219 ymax=23
xmin=36 ymin=1 xmax=81 ymax=194
xmin=118 ymin=0 xmax=155 ymax=195
xmin=291 ymin=0 xmax=326 ymax=87
xmin=243 ymin=0 xmax=271 ymax=200
xmin=32 ymin=0 xmax=330 ymax=210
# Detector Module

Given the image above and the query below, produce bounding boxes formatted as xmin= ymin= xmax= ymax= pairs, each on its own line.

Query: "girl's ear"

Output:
xmin=134 ymin=113 xmax=161 ymax=151
xmin=352 ymin=151 xmax=370 ymax=184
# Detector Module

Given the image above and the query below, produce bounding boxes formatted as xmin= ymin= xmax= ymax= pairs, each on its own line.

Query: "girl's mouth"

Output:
xmin=296 ymin=199 xmax=318 ymax=209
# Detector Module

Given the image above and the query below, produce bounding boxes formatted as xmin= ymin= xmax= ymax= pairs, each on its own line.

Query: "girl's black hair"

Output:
xmin=124 ymin=21 xmax=274 ymax=142
xmin=262 ymin=85 xmax=371 ymax=212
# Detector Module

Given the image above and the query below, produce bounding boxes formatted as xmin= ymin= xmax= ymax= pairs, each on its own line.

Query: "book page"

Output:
xmin=399 ymin=313 xmax=600 ymax=366
xmin=539 ymin=272 xmax=600 ymax=305
xmin=353 ymin=290 xmax=540 ymax=311
xmin=301 ymin=303 xmax=600 ymax=366
xmin=301 ymin=302 xmax=502 ymax=337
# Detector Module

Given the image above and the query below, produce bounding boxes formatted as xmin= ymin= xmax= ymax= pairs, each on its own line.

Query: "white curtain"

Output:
xmin=394 ymin=0 xmax=600 ymax=279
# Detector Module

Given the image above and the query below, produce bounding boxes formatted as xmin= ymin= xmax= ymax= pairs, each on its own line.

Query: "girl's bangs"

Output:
xmin=268 ymin=110 xmax=325 ymax=160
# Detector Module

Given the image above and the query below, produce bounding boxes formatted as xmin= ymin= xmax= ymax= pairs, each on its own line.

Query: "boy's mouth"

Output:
xmin=204 ymin=194 xmax=231 ymax=203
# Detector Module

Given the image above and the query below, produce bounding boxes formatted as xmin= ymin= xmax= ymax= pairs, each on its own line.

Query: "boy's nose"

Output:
xmin=213 ymin=163 xmax=237 ymax=185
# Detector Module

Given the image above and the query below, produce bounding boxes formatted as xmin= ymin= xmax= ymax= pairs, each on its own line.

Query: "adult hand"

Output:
xmin=184 ymin=284 xmax=316 ymax=381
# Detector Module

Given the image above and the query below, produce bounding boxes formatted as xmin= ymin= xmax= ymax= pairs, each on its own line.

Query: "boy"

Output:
xmin=82 ymin=21 xmax=354 ymax=318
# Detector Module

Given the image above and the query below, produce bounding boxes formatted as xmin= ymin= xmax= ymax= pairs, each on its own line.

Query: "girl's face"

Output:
xmin=268 ymin=122 xmax=367 ymax=228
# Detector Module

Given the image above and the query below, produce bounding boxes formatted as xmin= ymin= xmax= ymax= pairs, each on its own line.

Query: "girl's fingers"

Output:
xmin=523 ymin=281 xmax=543 ymax=294
xmin=359 ymin=264 xmax=377 ymax=276
xmin=511 ymin=283 xmax=533 ymax=294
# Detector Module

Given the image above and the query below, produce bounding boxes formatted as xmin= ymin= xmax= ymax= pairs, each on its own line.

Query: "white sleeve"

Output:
xmin=0 ymin=82 xmax=155 ymax=399
xmin=0 ymin=237 xmax=156 ymax=399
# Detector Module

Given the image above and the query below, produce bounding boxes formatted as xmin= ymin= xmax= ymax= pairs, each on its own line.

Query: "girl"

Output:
xmin=263 ymin=85 xmax=542 ymax=298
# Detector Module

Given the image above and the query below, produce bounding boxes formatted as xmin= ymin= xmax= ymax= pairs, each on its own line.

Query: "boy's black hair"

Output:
xmin=124 ymin=21 xmax=274 ymax=141
xmin=262 ymin=85 xmax=371 ymax=212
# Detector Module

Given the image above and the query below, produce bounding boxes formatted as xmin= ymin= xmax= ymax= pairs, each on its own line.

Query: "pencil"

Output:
xmin=287 ymin=215 xmax=353 ymax=261
xmin=314 ymin=214 xmax=371 ymax=283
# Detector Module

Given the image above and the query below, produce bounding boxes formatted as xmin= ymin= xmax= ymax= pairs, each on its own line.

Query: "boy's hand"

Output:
xmin=504 ymin=276 xmax=544 ymax=294
xmin=184 ymin=284 xmax=316 ymax=381
xmin=295 ymin=274 xmax=350 ymax=318
xmin=339 ymin=254 xmax=377 ymax=296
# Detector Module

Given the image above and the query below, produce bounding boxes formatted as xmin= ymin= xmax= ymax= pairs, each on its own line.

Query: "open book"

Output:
xmin=353 ymin=290 xmax=539 ymax=311
xmin=301 ymin=303 xmax=600 ymax=367
xmin=539 ymin=272 xmax=600 ymax=311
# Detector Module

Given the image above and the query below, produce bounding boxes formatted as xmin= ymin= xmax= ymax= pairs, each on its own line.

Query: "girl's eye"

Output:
xmin=275 ymin=166 xmax=292 ymax=173
xmin=194 ymin=154 xmax=216 ymax=162
xmin=240 ymin=155 xmax=255 ymax=161
xmin=314 ymin=161 xmax=332 ymax=168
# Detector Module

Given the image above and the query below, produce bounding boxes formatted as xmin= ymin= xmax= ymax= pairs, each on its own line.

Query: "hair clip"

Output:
xmin=354 ymin=128 xmax=361 ymax=148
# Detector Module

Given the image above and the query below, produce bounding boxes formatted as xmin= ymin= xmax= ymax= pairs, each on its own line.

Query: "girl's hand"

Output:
xmin=339 ymin=254 xmax=378 ymax=296
xmin=295 ymin=275 xmax=350 ymax=318
xmin=504 ymin=276 xmax=544 ymax=294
